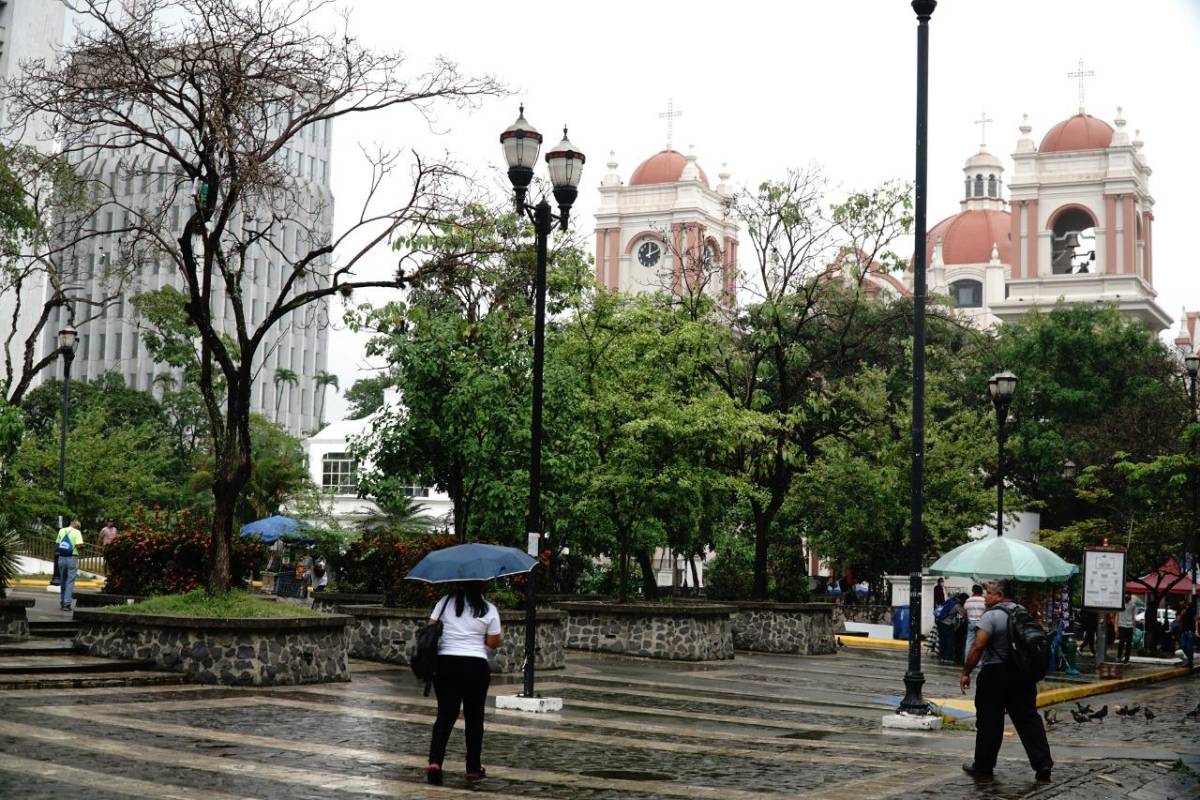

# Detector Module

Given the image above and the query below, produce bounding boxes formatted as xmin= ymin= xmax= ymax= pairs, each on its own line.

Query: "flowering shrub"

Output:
xmin=104 ymin=508 xmax=268 ymax=596
xmin=334 ymin=532 xmax=474 ymax=607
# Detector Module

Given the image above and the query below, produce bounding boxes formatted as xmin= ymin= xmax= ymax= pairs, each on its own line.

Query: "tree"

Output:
xmin=273 ymin=368 xmax=299 ymax=424
xmin=313 ymin=370 xmax=339 ymax=428
xmin=711 ymin=172 xmax=914 ymax=598
xmin=343 ymin=375 xmax=389 ymax=420
xmin=2 ymin=0 xmax=504 ymax=590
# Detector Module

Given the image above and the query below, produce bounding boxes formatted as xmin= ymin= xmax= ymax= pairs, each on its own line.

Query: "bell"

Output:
xmin=1063 ymin=232 xmax=1080 ymax=248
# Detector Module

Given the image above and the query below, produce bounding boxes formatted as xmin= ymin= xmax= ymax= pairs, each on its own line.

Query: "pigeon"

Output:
xmin=1143 ymin=707 xmax=1155 ymax=721
xmin=1115 ymin=704 xmax=1141 ymax=718
xmin=1075 ymin=702 xmax=1094 ymax=715
xmin=1071 ymin=709 xmax=1090 ymax=724
xmin=1185 ymin=703 xmax=1200 ymax=720
xmin=1043 ymin=709 xmax=1059 ymax=727
xmin=1090 ymin=705 xmax=1108 ymax=723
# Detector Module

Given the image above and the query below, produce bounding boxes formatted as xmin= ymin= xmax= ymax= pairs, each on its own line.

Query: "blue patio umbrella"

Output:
xmin=405 ymin=543 xmax=536 ymax=584
xmin=239 ymin=515 xmax=315 ymax=545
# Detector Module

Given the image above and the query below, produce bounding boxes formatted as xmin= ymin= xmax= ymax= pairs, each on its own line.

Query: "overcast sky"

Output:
xmin=254 ymin=1 xmax=1200 ymax=418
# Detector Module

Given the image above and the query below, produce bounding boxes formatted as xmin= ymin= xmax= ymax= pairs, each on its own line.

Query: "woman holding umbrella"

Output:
xmin=425 ymin=581 xmax=501 ymax=785
xmin=408 ymin=543 xmax=535 ymax=787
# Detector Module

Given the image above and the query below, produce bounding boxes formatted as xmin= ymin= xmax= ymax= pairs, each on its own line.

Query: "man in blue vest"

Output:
xmin=55 ymin=520 xmax=84 ymax=610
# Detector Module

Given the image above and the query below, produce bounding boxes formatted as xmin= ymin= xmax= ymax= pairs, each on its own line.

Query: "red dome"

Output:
xmin=925 ymin=209 xmax=1013 ymax=266
xmin=1039 ymin=113 xmax=1114 ymax=153
xmin=628 ymin=149 xmax=709 ymax=187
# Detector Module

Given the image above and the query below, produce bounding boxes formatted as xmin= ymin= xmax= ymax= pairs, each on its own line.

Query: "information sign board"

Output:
xmin=1082 ymin=546 xmax=1126 ymax=610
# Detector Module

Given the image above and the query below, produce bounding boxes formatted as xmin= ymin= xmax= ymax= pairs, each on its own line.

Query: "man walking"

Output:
xmin=960 ymin=579 xmax=1053 ymax=782
xmin=99 ymin=519 xmax=119 ymax=547
xmin=55 ymin=520 xmax=84 ymax=611
xmin=1117 ymin=593 xmax=1137 ymax=664
xmin=963 ymin=584 xmax=986 ymax=658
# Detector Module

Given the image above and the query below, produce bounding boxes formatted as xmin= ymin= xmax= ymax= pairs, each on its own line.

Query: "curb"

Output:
xmin=9 ymin=580 xmax=106 ymax=589
xmin=1035 ymin=662 xmax=1197 ymax=708
xmin=836 ymin=635 xmax=908 ymax=651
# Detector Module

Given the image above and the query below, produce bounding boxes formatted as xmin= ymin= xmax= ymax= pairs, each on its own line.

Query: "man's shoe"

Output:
xmin=962 ymin=762 xmax=994 ymax=779
xmin=1035 ymin=768 xmax=1052 ymax=782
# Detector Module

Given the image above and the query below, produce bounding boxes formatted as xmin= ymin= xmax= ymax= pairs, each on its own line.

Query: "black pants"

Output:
xmin=428 ymin=655 xmax=491 ymax=772
xmin=974 ymin=663 xmax=1052 ymax=774
xmin=1117 ymin=627 xmax=1134 ymax=662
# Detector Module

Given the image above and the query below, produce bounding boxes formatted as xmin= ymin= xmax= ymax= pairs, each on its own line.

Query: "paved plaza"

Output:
xmin=1 ymin=626 xmax=1198 ymax=800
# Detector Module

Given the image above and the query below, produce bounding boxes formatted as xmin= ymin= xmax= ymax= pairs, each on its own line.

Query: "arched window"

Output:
xmin=321 ymin=452 xmax=358 ymax=495
xmin=974 ymin=174 xmax=984 ymax=197
xmin=965 ymin=177 xmax=972 ymax=198
xmin=949 ymin=279 xmax=983 ymax=309
xmin=1050 ymin=207 xmax=1098 ymax=275
xmin=987 ymin=175 xmax=997 ymax=197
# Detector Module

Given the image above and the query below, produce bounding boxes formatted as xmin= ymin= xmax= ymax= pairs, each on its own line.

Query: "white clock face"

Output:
xmin=637 ymin=240 xmax=661 ymax=268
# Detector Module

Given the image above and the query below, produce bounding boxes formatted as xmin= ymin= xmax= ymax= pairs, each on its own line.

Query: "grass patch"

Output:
xmin=111 ymin=589 xmax=323 ymax=619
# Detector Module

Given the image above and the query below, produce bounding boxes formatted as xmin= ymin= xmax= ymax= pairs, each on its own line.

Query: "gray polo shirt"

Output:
xmin=976 ymin=601 xmax=1016 ymax=666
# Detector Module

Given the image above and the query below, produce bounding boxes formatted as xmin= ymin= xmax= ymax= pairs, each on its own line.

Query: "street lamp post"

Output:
xmin=989 ymin=371 xmax=1018 ymax=538
xmin=1184 ymin=353 xmax=1199 ymax=642
xmin=52 ymin=326 xmax=79 ymax=586
xmin=500 ymin=106 xmax=585 ymax=699
xmin=898 ymin=0 xmax=937 ymax=719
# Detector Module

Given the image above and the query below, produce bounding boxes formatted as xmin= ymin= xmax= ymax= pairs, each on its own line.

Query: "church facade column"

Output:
xmin=606 ymin=229 xmax=620 ymax=289
xmin=1009 ymin=202 xmax=1023 ymax=279
xmin=1143 ymin=211 xmax=1153 ymax=284
xmin=685 ymin=224 xmax=699 ymax=292
xmin=1104 ymin=194 xmax=1118 ymax=275
xmin=1122 ymin=195 xmax=1136 ymax=274
xmin=670 ymin=223 xmax=684 ymax=295
xmin=1025 ymin=199 xmax=1039 ymax=276
xmin=595 ymin=228 xmax=607 ymax=286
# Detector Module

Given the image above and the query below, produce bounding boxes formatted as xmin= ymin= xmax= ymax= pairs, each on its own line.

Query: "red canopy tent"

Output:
xmin=1124 ymin=559 xmax=1196 ymax=596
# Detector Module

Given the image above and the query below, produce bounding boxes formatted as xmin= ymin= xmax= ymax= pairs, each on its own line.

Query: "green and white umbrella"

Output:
xmin=929 ymin=536 xmax=1077 ymax=583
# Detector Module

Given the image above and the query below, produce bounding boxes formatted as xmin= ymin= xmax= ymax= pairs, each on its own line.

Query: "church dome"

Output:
xmin=629 ymin=149 xmax=709 ymax=187
xmin=925 ymin=209 xmax=1013 ymax=266
xmin=1039 ymin=113 xmax=1114 ymax=153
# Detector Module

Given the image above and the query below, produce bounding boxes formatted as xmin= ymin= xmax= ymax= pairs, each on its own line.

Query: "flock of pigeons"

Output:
xmin=1042 ymin=701 xmax=1200 ymax=728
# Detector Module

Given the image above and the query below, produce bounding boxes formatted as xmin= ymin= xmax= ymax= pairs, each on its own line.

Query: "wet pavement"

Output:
xmin=0 ymin=631 xmax=1196 ymax=798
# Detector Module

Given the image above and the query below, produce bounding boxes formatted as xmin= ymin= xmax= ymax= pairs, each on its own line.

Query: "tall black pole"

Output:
xmin=523 ymin=198 xmax=551 ymax=699
xmin=58 ymin=349 xmax=74 ymax=521
xmin=900 ymin=0 xmax=936 ymax=716
xmin=996 ymin=405 xmax=1007 ymax=537
xmin=1190 ymin=372 xmax=1198 ymax=639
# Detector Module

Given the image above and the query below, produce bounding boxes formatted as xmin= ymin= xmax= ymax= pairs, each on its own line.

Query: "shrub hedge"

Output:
xmin=104 ymin=509 xmax=268 ymax=596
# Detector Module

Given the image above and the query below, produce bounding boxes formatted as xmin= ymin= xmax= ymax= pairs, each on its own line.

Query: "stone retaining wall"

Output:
xmin=74 ymin=591 xmax=145 ymax=608
xmin=0 ymin=598 xmax=33 ymax=640
xmin=339 ymin=605 xmax=566 ymax=674
xmin=311 ymin=592 xmax=382 ymax=612
xmin=555 ymin=602 xmax=734 ymax=661
xmin=73 ymin=610 xmax=350 ymax=685
xmin=726 ymin=602 xmax=836 ymax=655
xmin=840 ymin=604 xmax=893 ymax=626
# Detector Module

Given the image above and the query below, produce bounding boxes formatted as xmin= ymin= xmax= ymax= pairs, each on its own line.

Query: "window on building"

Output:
xmin=964 ymin=177 xmax=971 ymax=198
xmin=973 ymin=174 xmax=984 ymax=197
xmin=403 ymin=484 xmax=430 ymax=498
xmin=97 ymin=334 xmax=106 ymax=360
xmin=987 ymin=174 xmax=997 ymax=197
xmin=1050 ymin=207 xmax=1098 ymax=275
xmin=321 ymin=453 xmax=358 ymax=495
xmin=949 ymin=279 xmax=983 ymax=309
xmin=114 ymin=333 xmax=123 ymax=360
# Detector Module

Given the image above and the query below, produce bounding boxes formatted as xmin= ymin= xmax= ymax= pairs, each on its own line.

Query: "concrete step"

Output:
xmin=0 ymin=655 xmax=157 ymax=674
xmin=0 ymin=671 xmax=187 ymax=690
xmin=0 ymin=639 xmax=79 ymax=657
xmin=28 ymin=621 xmax=80 ymax=637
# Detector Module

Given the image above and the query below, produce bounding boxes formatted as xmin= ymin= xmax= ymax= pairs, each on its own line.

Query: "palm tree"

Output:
xmin=273 ymin=368 xmax=299 ymax=424
xmin=314 ymin=371 xmax=339 ymax=428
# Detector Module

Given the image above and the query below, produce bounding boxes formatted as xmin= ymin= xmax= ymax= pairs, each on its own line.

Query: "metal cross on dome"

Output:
xmin=1067 ymin=58 xmax=1095 ymax=112
xmin=973 ymin=111 xmax=994 ymax=149
xmin=658 ymin=98 xmax=682 ymax=151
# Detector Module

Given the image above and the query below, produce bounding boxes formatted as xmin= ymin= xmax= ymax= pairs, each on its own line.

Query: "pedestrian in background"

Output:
xmin=1116 ymin=593 xmax=1137 ymax=663
xmin=934 ymin=577 xmax=946 ymax=607
xmin=99 ymin=519 xmax=119 ymax=547
xmin=960 ymin=579 xmax=1053 ymax=783
xmin=55 ymin=520 xmax=84 ymax=611
xmin=964 ymin=584 xmax=986 ymax=658
xmin=1176 ymin=600 xmax=1195 ymax=669
xmin=426 ymin=581 xmax=501 ymax=786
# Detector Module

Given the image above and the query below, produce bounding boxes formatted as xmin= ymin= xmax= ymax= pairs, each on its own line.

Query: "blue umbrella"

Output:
xmin=239 ymin=515 xmax=315 ymax=545
xmin=405 ymin=543 xmax=536 ymax=584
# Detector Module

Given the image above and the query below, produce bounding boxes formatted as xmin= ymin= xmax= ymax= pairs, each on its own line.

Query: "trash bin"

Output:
xmin=1061 ymin=636 xmax=1079 ymax=672
xmin=892 ymin=606 xmax=911 ymax=641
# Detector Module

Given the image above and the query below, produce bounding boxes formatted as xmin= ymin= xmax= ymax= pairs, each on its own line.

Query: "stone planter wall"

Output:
xmin=840 ymin=604 xmax=893 ymax=626
xmin=555 ymin=601 xmax=734 ymax=661
xmin=0 ymin=598 xmax=33 ymax=640
xmin=726 ymin=602 xmax=836 ymax=655
xmin=73 ymin=609 xmax=350 ymax=685
xmin=312 ymin=592 xmax=382 ymax=612
xmin=339 ymin=605 xmax=565 ymax=674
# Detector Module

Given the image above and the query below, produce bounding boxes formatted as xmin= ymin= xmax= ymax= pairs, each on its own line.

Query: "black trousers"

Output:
xmin=1117 ymin=626 xmax=1134 ymax=662
xmin=428 ymin=655 xmax=491 ymax=772
xmin=974 ymin=663 xmax=1052 ymax=774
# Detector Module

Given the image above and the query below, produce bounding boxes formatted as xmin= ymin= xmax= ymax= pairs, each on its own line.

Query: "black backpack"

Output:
xmin=411 ymin=598 xmax=449 ymax=696
xmin=997 ymin=603 xmax=1050 ymax=683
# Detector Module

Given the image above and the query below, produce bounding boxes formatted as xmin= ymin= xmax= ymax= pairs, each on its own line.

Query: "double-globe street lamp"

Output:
xmin=52 ymin=326 xmax=79 ymax=584
xmin=989 ymin=371 xmax=1018 ymax=538
xmin=500 ymin=106 xmax=585 ymax=699
xmin=1184 ymin=353 xmax=1199 ymax=641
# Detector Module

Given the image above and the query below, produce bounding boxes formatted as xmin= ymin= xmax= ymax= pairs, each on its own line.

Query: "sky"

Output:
xmin=92 ymin=0 xmax=1200 ymax=420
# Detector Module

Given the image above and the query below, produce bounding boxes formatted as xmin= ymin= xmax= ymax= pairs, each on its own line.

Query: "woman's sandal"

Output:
xmin=465 ymin=768 xmax=487 ymax=784
xmin=426 ymin=765 xmax=443 ymax=786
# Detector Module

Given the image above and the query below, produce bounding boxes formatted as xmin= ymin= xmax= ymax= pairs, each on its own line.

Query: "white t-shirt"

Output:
xmin=432 ymin=595 xmax=501 ymax=660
